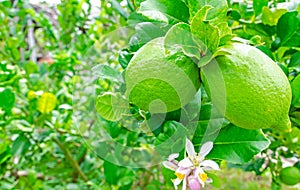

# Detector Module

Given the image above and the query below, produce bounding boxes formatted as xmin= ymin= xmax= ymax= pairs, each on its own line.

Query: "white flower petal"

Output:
xmin=197 ymin=175 xmax=205 ymax=187
xmin=186 ymin=138 xmax=196 ymax=157
xmin=200 ymin=160 xmax=220 ymax=170
xmin=173 ymin=160 xmax=179 ymax=165
xmin=176 ymin=167 xmax=192 ymax=176
xmin=182 ymin=177 xmax=187 ymax=190
xmin=162 ymin=161 xmax=178 ymax=171
xmin=199 ymin=141 xmax=213 ymax=157
xmin=206 ymin=178 xmax=213 ymax=183
xmin=178 ymin=158 xmax=193 ymax=168
xmin=168 ymin=153 xmax=179 ymax=161
xmin=172 ymin=178 xmax=182 ymax=188
xmin=194 ymin=167 xmax=204 ymax=175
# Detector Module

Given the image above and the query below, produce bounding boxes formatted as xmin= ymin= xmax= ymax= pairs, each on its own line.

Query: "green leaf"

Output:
xmin=183 ymin=89 xmax=201 ymax=121
xmin=228 ymin=158 xmax=265 ymax=175
xmin=118 ymin=49 xmax=134 ymax=69
xmin=164 ymin=22 xmax=199 ymax=59
xmin=133 ymin=0 xmax=144 ymax=8
xmin=0 ymin=134 xmax=11 ymax=165
xmin=197 ymin=47 xmax=231 ymax=67
xmin=204 ymin=124 xmax=270 ymax=164
xmin=162 ymin=167 xmax=175 ymax=187
xmin=11 ymin=134 xmax=31 ymax=156
xmin=262 ymin=7 xmax=287 ymax=26
xmin=92 ymin=64 xmax=122 ymax=83
xmin=198 ymin=54 xmax=213 ymax=67
xmin=291 ymin=75 xmax=300 ymax=107
xmin=134 ymin=22 xmax=165 ymax=46
xmin=103 ymin=161 xmax=119 ymax=185
xmin=288 ymin=51 xmax=300 ymax=68
xmin=0 ymin=88 xmax=15 ymax=112
xmin=110 ymin=0 xmax=129 ymax=19
xmin=228 ymin=9 xmax=241 ymax=21
xmin=253 ymin=0 xmax=268 ymax=16
xmin=207 ymin=172 xmax=221 ymax=188
xmin=0 ymin=148 xmax=11 ymax=165
xmin=24 ymin=61 xmax=39 ymax=75
xmin=96 ymin=92 xmax=129 ymax=122
xmin=139 ymin=0 xmax=190 ymax=23
xmin=155 ymin=121 xmax=187 ymax=157
xmin=277 ymin=11 xmax=300 ymax=47
xmin=191 ymin=6 xmax=220 ymax=53
xmin=187 ymin=0 xmax=228 ymax=24
xmin=37 ymin=92 xmax=57 ymax=114
xmin=217 ymin=22 xmax=232 ymax=39
xmin=256 ymin=46 xmax=275 ymax=60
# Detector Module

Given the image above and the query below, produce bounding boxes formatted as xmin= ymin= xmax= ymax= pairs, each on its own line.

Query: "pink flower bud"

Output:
xmin=188 ymin=176 xmax=201 ymax=190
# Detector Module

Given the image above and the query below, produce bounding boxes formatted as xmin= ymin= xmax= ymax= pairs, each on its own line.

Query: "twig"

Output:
xmin=72 ymin=147 xmax=87 ymax=182
xmin=27 ymin=19 xmax=37 ymax=62
xmin=53 ymin=137 xmax=88 ymax=182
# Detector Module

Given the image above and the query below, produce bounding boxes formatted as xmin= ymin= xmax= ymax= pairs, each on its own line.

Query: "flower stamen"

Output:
xmin=175 ymin=172 xmax=185 ymax=180
xmin=200 ymin=173 xmax=208 ymax=182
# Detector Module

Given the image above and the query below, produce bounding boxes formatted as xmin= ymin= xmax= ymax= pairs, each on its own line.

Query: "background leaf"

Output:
xmin=253 ymin=0 xmax=268 ymax=16
xmin=155 ymin=121 xmax=187 ymax=157
xmin=110 ymin=0 xmax=130 ymax=19
xmin=164 ymin=22 xmax=199 ymax=58
xmin=195 ymin=124 xmax=270 ymax=164
xmin=139 ymin=0 xmax=190 ymax=23
xmin=261 ymin=7 xmax=287 ymax=26
xmin=291 ymin=75 xmax=300 ymax=107
xmin=12 ymin=134 xmax=31 ymax=156
xmin=92 ymin=64 xmax=122 ymax=83
xmin=0 ymin=88 xmax=15 ymax=112
xmin=277 ymin=11 xmax=300 ymax=47
xmin=96 ymin=92 xmax=129 ymax=121
xmin=288 ymin=51 xmax=300 ymax=69
xmin=191 ymin=6 xmax=220 ymax=53
xmin=37 ymin=92 xmax=57 ymax=114
xmin=103 ymin=161 xmax=119 ymax=185
xmin=187 ymin=0 xmax=228 ymax=23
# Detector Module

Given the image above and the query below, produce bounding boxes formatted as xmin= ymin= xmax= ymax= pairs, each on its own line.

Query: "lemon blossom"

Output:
xmin=162 ymin=138 xmax=219 ymax=190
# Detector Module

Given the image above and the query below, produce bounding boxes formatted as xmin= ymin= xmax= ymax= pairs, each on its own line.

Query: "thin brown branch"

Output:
xmin=53 ymin=137 xmax=88 ymax=182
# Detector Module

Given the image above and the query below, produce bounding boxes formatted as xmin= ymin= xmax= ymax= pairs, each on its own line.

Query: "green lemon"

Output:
xmin=125 ymin=37 xmax=200 ymax=113
xmin=279 ymin=167 xmax=300 ymax=185
xmin=201 ymin=42 xmax=292 ymax=131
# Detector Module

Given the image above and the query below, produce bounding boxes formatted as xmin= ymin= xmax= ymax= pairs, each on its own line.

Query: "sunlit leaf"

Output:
xmin=164 ymin=22 xmax=199 ymax=59
xmin=139 ymin=0 xmax=190 ymax=23
xmin=191 ymin=6 xmax=220 ymax=53
xmin=288 ymin=51 xmax=300 ymax=68
xmin=96 ymin=92 xmax=129 ymax=122
xmin=253 ymin=0 xmax=268 ymax=16
xmin=0 ymin=87 xmax=15 ymax=112
xmin=187 ymin=0 xmax=228 ymax=24
xmin=277 ymin=11 xmax=300 ymax=47
xmin=12 ymin=134 xmax=31 ymax=156
xmin=291 ymin=75 xmax=300 ymax=107
xmin=92 ymin=64 xmax=122 ymax=83
xmin=262 ymin=7 xmax=287 ymax=26
xmin=194 ymin=123 xmax=270 ymax=164
xmin=37 ymin=92 xmax=57 ymax=114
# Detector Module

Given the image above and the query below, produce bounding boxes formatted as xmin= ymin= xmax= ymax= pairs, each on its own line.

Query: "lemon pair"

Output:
xmin=125 ymin=37 xmax=291 ymax=131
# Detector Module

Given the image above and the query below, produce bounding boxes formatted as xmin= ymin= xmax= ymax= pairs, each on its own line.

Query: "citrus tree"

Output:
xmin=96 ymin=0 xmax=300 ymax=189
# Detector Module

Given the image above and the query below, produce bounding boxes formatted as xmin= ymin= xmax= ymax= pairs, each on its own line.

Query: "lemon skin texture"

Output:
xmin=201 ymin=43 xmax=292 ymax=131
xmin=279 ymin=167 xmax=300 ymax=185
xmin=125 ymin=37 xmax=201 ymax=113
